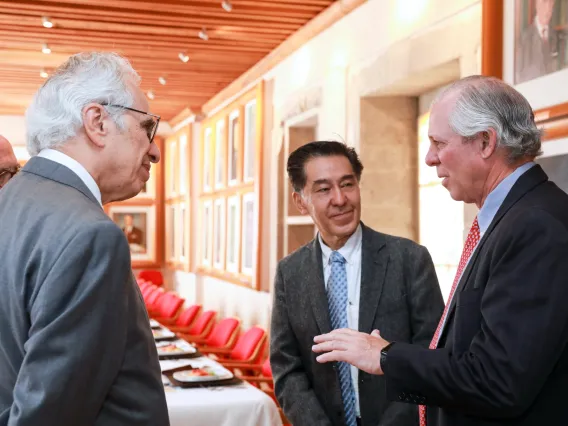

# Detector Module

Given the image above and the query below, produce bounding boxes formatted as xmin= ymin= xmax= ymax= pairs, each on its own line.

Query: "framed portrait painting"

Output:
xmin=109 ymin=205 xmax=156 ymax=265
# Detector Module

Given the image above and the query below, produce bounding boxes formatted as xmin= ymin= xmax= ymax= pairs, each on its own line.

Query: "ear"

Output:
xmin=479 ymin=129 xmax=498 ymax=159
xmin=292 ymin=191 xmax=309 ymax=215
xmin=83 ymin=103 xmax=110 ymax=149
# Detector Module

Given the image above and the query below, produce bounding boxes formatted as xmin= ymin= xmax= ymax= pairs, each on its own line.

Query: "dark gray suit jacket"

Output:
xmin=0 ymin=157 xmax=169 ymax=426
xmin=270 ymin=223 xmax=444 ymax=426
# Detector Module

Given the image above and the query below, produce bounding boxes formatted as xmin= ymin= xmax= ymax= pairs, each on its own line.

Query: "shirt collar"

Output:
xmin=37 ymin=148 xmax=102 ymax=206
xmin=477 ymin=162 xmax=535 ymax=234
xmin=319 ymin=223 xmax=362 ymax=266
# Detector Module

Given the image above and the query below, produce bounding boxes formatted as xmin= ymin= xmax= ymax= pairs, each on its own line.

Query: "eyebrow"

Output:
xmin=312 ymin=174 xmax=356 ymax=186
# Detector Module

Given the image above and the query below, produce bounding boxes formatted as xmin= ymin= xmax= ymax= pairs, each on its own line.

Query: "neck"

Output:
xmin=320 ymin=230 xmax=355 ymax=251
xmin=476 ymin=158 xmax=531 ymax=208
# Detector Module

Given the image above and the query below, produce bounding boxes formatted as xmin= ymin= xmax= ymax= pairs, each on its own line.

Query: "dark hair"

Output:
xmin=286 ymin=141 xmax=363 ymax=193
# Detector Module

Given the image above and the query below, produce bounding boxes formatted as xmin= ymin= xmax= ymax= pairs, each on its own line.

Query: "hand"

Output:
xmin=312 ymin=328 xmax=389 ymax=375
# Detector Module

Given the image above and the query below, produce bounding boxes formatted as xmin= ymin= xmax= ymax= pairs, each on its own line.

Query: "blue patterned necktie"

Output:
xmin=327 ymin=251 xmax=357 ymax=426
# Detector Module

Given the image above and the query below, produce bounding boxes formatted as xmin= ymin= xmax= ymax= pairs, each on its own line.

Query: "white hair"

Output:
xmin=435 ymin=75 xmax=542 ymax=163
xmin=25 ymin=52 xmax=141 ymax=156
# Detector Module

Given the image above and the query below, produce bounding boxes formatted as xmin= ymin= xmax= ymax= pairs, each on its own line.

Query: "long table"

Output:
xmin=156 ymin=331 xmax=282 ymax=426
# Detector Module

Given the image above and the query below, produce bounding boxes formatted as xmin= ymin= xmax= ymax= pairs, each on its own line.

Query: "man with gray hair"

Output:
xmin=312 ymin=75 xmax=568 ymax=425
xmin=0 ymin=52 xmax=169 ymax=425
xmin=0 ymin=135 xmax=19 ymax=190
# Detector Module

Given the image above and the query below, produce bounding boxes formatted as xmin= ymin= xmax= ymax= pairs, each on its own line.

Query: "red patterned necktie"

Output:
xmin=418 ymin=217 xmax=481 ymax=426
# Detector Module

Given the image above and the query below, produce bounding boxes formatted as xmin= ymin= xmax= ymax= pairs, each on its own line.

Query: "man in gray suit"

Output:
xmin=270 ymin=141 xmax=444 ymax=426
xmin=0 ymin=52 xmax=169 ymax=425
xmin=515 ymin=0 xmax=559 ymax=84
xmin=0 ymin=135 xmax=19 ymax=190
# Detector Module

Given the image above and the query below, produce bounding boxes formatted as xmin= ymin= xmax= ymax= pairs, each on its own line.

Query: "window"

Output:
xmin=213 ymin=198 xmax=226 ymax=270
xmin=203 ymin=127 xmax=212 ymax=192
xmin=226 ymin=195 xmax=240 ymax=273
xmin=228 ymin=110 xmax=239 ymax=186
xmin=179 ymin=134 xmax=187 ymax=195
xmin=241 ymin=192 xmax=255 ymax=275
xmin=201 ymin=201 xmax=212 ymax=266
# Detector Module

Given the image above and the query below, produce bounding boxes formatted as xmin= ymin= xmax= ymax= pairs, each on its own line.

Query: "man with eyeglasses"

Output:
xmin=0 ymin=135 xmax=19 ymax=190
xmin=0 ymin=52 xmax=169 ymax=426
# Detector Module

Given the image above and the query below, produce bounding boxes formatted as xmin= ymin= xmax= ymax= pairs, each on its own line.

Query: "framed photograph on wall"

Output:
xmin=228 ymin=110 xmax=240 ymax=186
xmin=215 ymin=119 xmax=225 ymax=190
xmin=203 ymin=127 xmax=212 ymax=193
xmin=109 ymin=205 xmax=156 ymax=264
xmin=213 ymin=198 xmax=226 ymax=270
xmin=226 ymin=195 xmax=241 ymax=273
xmin=201 ymin=200 xmax=213 ymax=267
xmin=244 ymin=99 xmax=257 ymax=182
xmin=241 ymin=192 xmax=256 ymax=278
xmin=513 ymin=0 xmax=568 ymax=86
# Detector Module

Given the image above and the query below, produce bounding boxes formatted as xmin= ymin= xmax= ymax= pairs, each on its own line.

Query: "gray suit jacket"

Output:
xmin=270 ymin=223 xmax=444 ymax=426
xmin=0 ymin=157 xmax=169 ymax=426
xmin=515 ymin=23 xmax=559 ymax=84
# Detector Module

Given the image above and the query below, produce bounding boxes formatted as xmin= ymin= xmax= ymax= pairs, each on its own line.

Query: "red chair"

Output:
xmin=145 ymin=287 xmax=165 ymax=311
xmin=159 ymin=304 xmax=201 ymax=327
xmin=137 ymin=270 xmax=163 ymax=286
xmin=152 ymin=293 xmax=185 ymax=321
xmin=180 ymin=317 xmax=240 ymax=350
xmin=173 ymin=310 xmax=216 ymax=339
xmin=204 ymin=326 xmax=267 ymax=368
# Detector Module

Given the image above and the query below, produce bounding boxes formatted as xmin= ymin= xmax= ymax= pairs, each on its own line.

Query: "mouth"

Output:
xmin=331 ymin=210 xmax=353 ymax=219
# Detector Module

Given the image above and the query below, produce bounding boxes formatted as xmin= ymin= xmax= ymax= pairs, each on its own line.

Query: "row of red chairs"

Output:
xmin=137 ymin=279 xmax=289 ymax=425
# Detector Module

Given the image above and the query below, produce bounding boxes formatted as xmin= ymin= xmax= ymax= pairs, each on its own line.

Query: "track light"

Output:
xmin=178 ymin=52 xmax=189 ymax=63
xmin=42 ymin=16 xmax=53 ymax=28
xmin=42 ymin=43 xmax=51 ymax=54
xmin=147 ymin=90 xmax=155 ymax=100
xmin=198 ymin=28 xmax=209 ymax=41
xmin=40 ymin=69 xmax=48 ymax=78
xmin=158 ymin=76 xmax=167 ymax=85
xmin=221 ymin=0 xmax=233 ymax=12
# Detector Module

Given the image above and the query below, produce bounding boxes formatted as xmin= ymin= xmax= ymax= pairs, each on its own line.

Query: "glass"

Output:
xmin=102 ymin=103 xmax=161 ymax=144
xmin=0 ymin=165 xmax=20 ymax=187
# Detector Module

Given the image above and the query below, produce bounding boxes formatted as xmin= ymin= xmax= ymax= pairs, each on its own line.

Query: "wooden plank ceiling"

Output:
xmin=0 ymin=0 xmax=335 ymax=121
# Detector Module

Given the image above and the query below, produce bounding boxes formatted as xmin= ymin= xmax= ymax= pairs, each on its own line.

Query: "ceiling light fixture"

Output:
xmin=221 ymin=0 xmax=233 ymax=12
xmin=147 ymin=90 xmax=155 ymax=100
xmin=42 ymin=16 xmax=54 ymax=28
xmin=158 ymin=76 xmax=167 ymax=85
xmin=178 ymin=52 xmax=189 ymax=63
xmin=40 ymin=69 xmax=48 ymax=78
xmin=198 ymin=28 xmax=209 ymax=41
xmin=42 ymin=43 xmax=51 ymax=54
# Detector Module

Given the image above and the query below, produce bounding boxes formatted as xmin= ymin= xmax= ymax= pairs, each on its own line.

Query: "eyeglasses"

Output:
xmin=101 ymin=103 xmax=161 ymax=144
xmin=0 ymin=165 xmax=20 ymax=188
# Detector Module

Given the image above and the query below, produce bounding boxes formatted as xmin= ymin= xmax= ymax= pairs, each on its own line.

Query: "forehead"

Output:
xmin=304 ymin=155 xmax=354 ymax=182
xmin=428 ymin=91 xmax=459 ymax=140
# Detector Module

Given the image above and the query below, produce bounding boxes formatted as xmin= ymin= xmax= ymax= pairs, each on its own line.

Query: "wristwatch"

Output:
xmin=380 ymin=342 xmax=395 ymax=372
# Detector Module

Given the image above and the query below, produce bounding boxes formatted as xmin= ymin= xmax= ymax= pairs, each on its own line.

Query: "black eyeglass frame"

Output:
xmin=101 ymin=103 xmax=161 ymax=144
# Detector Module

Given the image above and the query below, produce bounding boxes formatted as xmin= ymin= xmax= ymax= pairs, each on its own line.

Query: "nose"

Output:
xmin=425 ymin=143 xmax=439 ymax=168
xmin=330 ymin=186 xmax=347 ymax=206
xmin=148 ymin=141 xmax=161 ymax=163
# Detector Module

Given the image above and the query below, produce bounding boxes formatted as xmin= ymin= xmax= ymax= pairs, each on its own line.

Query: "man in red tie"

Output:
xmin=312 ymin=75 xmax=568 ymax=425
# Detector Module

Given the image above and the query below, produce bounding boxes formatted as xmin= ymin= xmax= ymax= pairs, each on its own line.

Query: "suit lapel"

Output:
xmin=358 ymin=224 xmax=388 ymax=333
xmin=442 ymin=165 xmax=548 ymax=333
xmin=22 ymin=157 xmax=101 ymax=208
xmin=307 ymin=238 xmax=333 ymax=334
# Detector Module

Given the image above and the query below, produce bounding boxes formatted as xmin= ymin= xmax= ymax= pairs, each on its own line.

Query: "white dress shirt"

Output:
xmin=319 ymin=224 xmax=362 ymax=417
xmin=38 ymin=149 xmax=102 ymax=206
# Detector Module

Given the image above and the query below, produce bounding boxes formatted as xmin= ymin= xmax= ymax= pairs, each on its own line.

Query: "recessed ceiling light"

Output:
xmin=198 ymin=28 xmax=209 ymax=41
xmin=158 ymin=76 xmax=167 ymax=85
xmin=42 ymin=16 xmax=54 ymax=28
xmin=221 ymin=0 xmax=233 ymax=12
xmin=178 ymin=52 xmax=189 ymax=63
xmin=40 ymin=69 xmax=48 ymax=78
xmin=147 ymin=90 xmax=155 ymax=100
xmin=42 ymin=43 xmax=51 ymax=54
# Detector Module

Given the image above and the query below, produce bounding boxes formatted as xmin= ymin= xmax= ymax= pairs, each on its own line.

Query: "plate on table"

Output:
xmin=156 ymin=339 xmax=197 ymax=357
xmin=152 ymin=327 xmax=176 ymax=341
xmin=172 ymin=365 xmax=234 ymax=383
xmin=149 ymin=319 xmax=161 ymax=329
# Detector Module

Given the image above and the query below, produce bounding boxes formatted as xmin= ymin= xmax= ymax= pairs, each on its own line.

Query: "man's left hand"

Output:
xmin=312 ymin=329 xmax=390 ymax=375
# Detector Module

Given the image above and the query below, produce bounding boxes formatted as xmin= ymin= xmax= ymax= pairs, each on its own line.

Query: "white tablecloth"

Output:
xmin=161 ymin=358 xmax=282 ymax=426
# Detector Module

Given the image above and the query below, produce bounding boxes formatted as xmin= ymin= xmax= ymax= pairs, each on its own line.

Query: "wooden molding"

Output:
xmin=481 ymin=0 xmax=503 ymax=79
xmin=534 ymin=102 xmax=568 ymax=142
xmin=202 ymin=0 xmax=367 ymax=115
